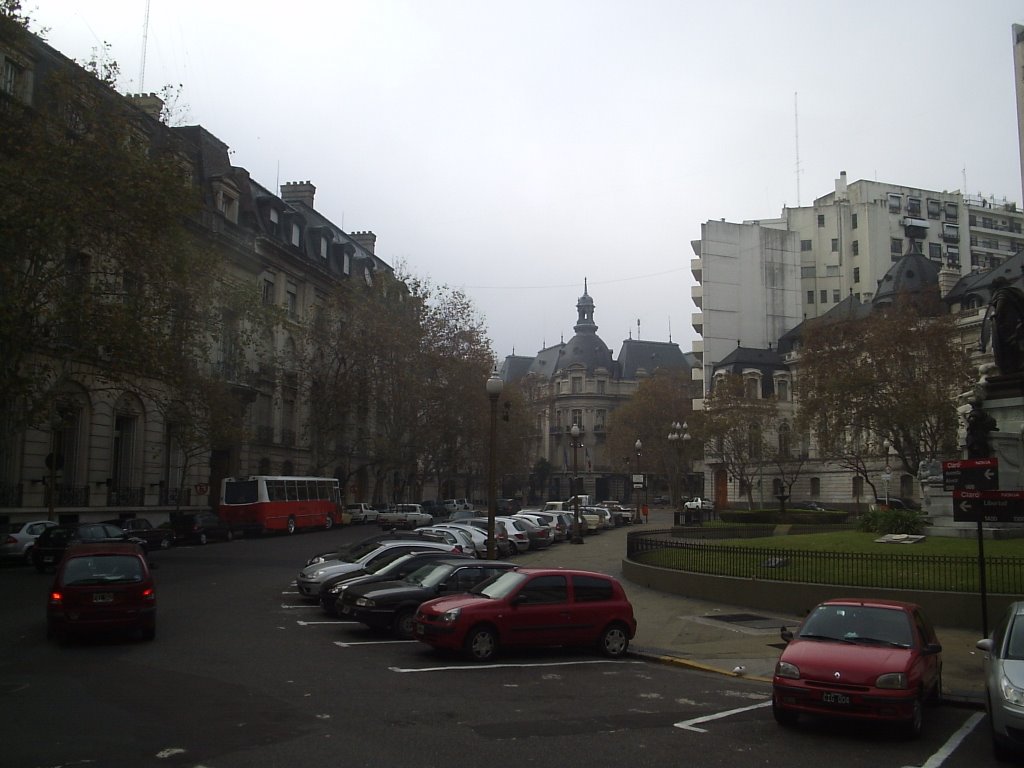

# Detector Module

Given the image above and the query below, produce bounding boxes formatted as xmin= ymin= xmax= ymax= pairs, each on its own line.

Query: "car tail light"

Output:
xmin=4 ymin=535 xmax=16 ymax=545
xmin=49 ymin=590 xmax=63 ymax=605
xmin=141 ymin=587 xmax=155 ymax=601
xmin=448 ymin=546 xmax=461 ymax=554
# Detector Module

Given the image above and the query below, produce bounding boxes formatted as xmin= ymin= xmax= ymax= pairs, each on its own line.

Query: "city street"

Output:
xmin=0 ymin=523 xmax=1001 ymax=768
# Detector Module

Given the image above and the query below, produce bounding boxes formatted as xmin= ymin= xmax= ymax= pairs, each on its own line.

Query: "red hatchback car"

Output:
xmin=772 ymin=598 xmax=942 ymax=737
xmin=413 ymin=567 xmax=636 ymax=661
xmin=47 ymin=542 xmax=156 ymax=642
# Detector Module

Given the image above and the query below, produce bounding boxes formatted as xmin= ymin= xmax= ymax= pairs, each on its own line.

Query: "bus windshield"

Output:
xmin=223 ymin=479 xmax=259 ymax=505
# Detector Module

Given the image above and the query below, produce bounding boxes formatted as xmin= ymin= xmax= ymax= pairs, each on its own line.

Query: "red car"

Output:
xmin=47 ymin=542 xmax=156 ymax=642
xmin=413 ymin=567 xmax=636 ymax=661
xmin=772 ymin=598 xmax=942 ymax=737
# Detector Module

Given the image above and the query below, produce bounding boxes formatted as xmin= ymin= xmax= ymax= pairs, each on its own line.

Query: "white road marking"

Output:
xmin=335 ymin=639 xmax=415 ymax=647
xmin=389 ymin=659 xmax=643 ymax=673
xmin=296 ymin=620 xmax=357 ymax=626
xmin=280 ymin=604 xmax=320 ymax=609
xmin=903 ymin=712 xmax=984 ymax=768
xmin=156 ymin=747 xmax=186 ymax=758
xmin=674 ymin=700 xmax=772 ymax=732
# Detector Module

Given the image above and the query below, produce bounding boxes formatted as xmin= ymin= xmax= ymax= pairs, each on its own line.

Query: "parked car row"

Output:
xmin=293 ymin=528 xmax=637 ymax=661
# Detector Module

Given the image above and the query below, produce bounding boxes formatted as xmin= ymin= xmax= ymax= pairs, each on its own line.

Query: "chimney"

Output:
xmin=938 ymin=263 xmax=960 ymax=299
xmin=350 ymin=230 xmax=377 ymax=255
xmin=128 ymin=92 xmax=164 ymax=120
xmin=281 ymin=180 xmax=316 ymax=209
xmin=835 ymin=170 xmax=848 ymax=201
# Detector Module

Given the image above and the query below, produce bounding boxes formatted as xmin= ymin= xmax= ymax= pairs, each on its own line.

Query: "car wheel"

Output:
xmin=324 ymin=515 xmax=334 ymax=531
xmin=286 ymin=517 xmax=297 ymax=535
xmin=394 ymin=609 xmax=417 ymax=640
xmin=926 ymin=668 xmax=943 ymax=705
xmin=465 ymin=625 xmax=498 ymax=662
xmin=198 ymin=532 xmax=208 ymax=545
xmin=509 ymin=541 xmax=519 ymax=555
xmin=772 ymin=701 xmax=798 ymax=727
xmin=598 ymin=622 xmax=630 ymax=658
xmin=905 ymin=696 xmax=924 ymax=739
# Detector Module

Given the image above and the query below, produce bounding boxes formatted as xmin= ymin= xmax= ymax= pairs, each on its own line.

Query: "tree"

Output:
xmin=701 ymin=373 xmax=777 ymax=509
xmin=796 ymin=301 xmax=972 ymax=500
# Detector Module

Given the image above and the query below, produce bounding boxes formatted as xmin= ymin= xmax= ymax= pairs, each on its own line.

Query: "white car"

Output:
xmin=296 ymin=539 xmax=458 ymax=598
xmin=495 ymin=516 xmax=532 ymax=554
xmin=346 ymin=503 xmax=379 ymax=524
xmin=430 ymin=523 xmax=489 ymax=557
xmin=0 ymin=519 xmax=57 ymax=564
xmin=378 ymin=503 xmax=433 ymax=530
xmin=414 ymin=526 xmax=479 ymax=558
xmin=444 ymin=498 xmax=473 ymax=513
xmin=683 ymin=497 xmax=714 ymax=510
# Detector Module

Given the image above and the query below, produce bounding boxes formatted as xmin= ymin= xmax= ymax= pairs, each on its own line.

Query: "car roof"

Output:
xmin=818 ymin=598 xmax=920 ymax=611
xmin=63 ymin=542 xmax=144 ymax=557
xmin=514 ymin=567 xmax=617 ymax=580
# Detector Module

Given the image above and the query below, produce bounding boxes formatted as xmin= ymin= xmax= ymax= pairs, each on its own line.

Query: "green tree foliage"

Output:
xmin=701 ymin=372 xmax=777 ymax=509
xmin=796 ymin=301 xmax=972 ymax=499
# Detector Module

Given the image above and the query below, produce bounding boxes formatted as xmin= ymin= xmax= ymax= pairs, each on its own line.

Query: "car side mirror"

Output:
xmin=513 ymin=593 xmax=530 ymax=605
xmin=976 ymin=638 xmax=993 ymax=653
xmin=923 ymin=642 xmax=942 ymax=656
xmin=780 ymin=626 xmax=794 ymax=643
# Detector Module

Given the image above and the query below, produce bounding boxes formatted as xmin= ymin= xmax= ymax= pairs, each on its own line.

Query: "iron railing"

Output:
xmin=627 ymin=528 xmax=1024 ymax=594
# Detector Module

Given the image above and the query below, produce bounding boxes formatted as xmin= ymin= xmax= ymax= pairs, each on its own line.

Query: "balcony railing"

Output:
xmin=107 ymin=486 xmax=145 ymax=507
xmin=44 ymin=484 xmax=90 ymax=507
xmin=159 ymin=486 xmax=192 ymax=506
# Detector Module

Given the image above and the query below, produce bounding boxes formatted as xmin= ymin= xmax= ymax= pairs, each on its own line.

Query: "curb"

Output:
xmin=628 ymin=646 xmax=773 ymax=683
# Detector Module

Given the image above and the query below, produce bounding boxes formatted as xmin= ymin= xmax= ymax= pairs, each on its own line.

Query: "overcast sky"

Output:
xmin=25 ymin=1 xmax=1024 ymax=360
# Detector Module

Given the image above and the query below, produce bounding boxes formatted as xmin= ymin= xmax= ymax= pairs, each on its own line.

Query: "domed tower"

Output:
xmin=554 ymin=280 xmax=614 ymax=376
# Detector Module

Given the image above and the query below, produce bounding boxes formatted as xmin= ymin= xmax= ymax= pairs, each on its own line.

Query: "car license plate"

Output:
xmin=822 ymin=692 xmax=850 ymax=705
xmin=93 ymin=593 xmax=114 ymax=604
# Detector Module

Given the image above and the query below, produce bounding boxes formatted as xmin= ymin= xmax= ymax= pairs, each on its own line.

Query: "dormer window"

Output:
xmin=213 ymin=180 xmax=239 ymax=224
xmin=268 ymin=208 xmax=279 ymax=236
xmin=290 ymin=222 xmax=301 ymax=247
xmin=320 ymin=236 xmax=329 ymax=259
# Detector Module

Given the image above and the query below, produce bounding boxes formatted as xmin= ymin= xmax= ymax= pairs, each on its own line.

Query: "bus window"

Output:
xmin=224 ymin=479 xmax=258 ymax=504
xmin=267 ymin=479 xmax=286 ymax=501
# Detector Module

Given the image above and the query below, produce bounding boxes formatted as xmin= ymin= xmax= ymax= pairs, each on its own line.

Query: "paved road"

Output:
xmin=0 ymin=522 xmax=1000 ymax=767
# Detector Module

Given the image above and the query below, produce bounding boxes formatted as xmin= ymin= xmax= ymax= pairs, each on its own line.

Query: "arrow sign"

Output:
xmin=943 ymin=458 xmax=999 ymax=492
xmin=952 ymin=488 xmax=1024 ymax=523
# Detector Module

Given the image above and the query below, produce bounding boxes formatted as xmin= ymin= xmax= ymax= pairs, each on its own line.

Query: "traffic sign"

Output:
xmin=942 ymin=458 xmax=999 ymax=492
xmin=631 ymin=473 xmax=646 ymax=490
xmin=952 ymin=489 xmax=1024 ymax=523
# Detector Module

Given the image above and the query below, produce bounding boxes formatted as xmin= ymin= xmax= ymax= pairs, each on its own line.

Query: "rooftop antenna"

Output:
xmin=636 ymin=318 xmax=641 ymax=341
xmin=794 ymin=92 xmax=801 ymax=207
xmin=668 ymin=315 xmax=673 ymax=343
xmin=138 ymin=0 xmax=151 ymax=91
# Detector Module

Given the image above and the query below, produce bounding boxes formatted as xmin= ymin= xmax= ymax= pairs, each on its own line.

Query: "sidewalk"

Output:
xmin=513 ymin=507 xmax=987 ymax=708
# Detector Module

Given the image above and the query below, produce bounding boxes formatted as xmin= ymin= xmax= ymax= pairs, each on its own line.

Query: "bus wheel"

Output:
xmin=286 ymin=516 xmax=297 ymax=534
xmin=324 ymin=515 xmax=335 ymax=531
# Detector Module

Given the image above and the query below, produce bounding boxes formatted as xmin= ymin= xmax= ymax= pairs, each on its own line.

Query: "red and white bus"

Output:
xmin=219 ymin=476 xmax=341 ymax=535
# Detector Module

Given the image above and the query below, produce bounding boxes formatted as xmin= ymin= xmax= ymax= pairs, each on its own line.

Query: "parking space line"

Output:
xmin=297 ymin=620 xmax=356 ymax=626
xmin=281 ymin=604 xmax=321 ymax=609
xmin=903 ymin=712 xmax=984 ymax=768
xmin=673 ymin=700 xmax=772 ymax=732
xmin=335 ymin=640 xmax=416 ymax=647
xmin=389 ymin=659 xmax=643 ymax=673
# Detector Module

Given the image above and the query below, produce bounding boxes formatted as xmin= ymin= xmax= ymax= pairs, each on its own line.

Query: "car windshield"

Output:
xmin=474 ymin=570 xmax=527 ymax=598
xmin=405 ymin=563 xmax=454 ymax=587
xmin=799 ymin=604 xmax=913 ymax=647
xmin=1005 ymin=615 xmax=1024 ymax=660
xmin=62 ymin=555 xmax=143 ymax=585
xmin=367 ymin=551 xmax=415 ymax=573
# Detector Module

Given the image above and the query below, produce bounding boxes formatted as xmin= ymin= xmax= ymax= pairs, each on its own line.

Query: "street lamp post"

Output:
xmin=485 ymin=367 xmax=504 ymax=560
xmin=668 ymin=420 xmax=691 ymax=523
xmin=634 ymin=438 xmax=644 ymax=524
xmin=570 ymin=424 xmax=584 ymax=544
xmin=882 ymin=438 xmax=893 ymax=507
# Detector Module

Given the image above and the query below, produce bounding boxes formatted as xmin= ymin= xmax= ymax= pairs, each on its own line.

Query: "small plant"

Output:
xmin=858 ymin=507 xmax=926 ymax=535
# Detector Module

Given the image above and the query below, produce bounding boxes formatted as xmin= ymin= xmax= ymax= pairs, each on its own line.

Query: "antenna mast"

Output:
xmin=794 ymin=92 xmax=801 ymax=207
xmin=138 ymin=0 xmax=151 ymax=91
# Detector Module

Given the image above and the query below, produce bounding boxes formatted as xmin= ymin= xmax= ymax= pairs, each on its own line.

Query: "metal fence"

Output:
xmin=627 ymin=528 xmax=1024 ymax=594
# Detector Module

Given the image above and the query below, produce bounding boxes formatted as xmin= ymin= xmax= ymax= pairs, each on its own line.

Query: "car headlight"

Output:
xmin=328 ymin=583 xmax=348 ymax=596
xmin=999 ymin=673 xmax=1024 ymax=706
xmin=875 ymin=672 xmax=908 ymax=690
xmin=775 ymin=661 xmax=800 ymax=679
xmin=307 ymin=556 xmax=325 ymax=566
xmin=440 ymin=607 xmax=461 ymax=624
xmin=355 ymin=597 xmax=375 ymax=608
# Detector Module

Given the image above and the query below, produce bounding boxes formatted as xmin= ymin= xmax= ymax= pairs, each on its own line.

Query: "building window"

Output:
xmin=1 ymin=58 xmax=21 ymax=97
xmin=320 ymin=236 xmax=329 ymax=259
xmin=907 ymin=197 xmax=922 ymax=217
xmin=800 ymin=239 xmax=812 ymax=251
xmin=268 ymin=208 xmax=279 ymax=236
xmin=596 ymin=379 xmax=605 ymax=394
xmin=888 ymin=193 xmax=902 ymax=214
xmin=852 ymin=475 xmax=864 ymax=499
xmin=595 ymin=409 xmax=606 ymax=429
xmin=825 ymin=266 xmax=840 ymax=277
xmin=571 ymin=376 xmax=583 ymax=394
xmin=910 ymin=239 xmax=923 ymax=254
xmin=891 ymin=238 xmax=903 ymax=255
xmin=927 ymin=199 xmax=941 ymax=219
xmin=817 ymin=214 xmax=825 ymax=227
xmin=571 ymin=409 xmax=583 ymax=427
xmin=851 ymin=213 xmax=858 ymax=229
xmin=261 ymin=278 xmax=274 ymax=306
xmin=831 ymin=238 xmax=838 ymax=252
xmin=777 ymin=420 xmax=790 ymax=454
xmin=286 ymin=282 xmax=298 ymax=319
xmin=947 ymin=245 xmax=960 ymax=266
xmin=853 ymin=267 xmax=860 ymax=283
xmin=929 ymin=242 xmax=942 ymax=259
xmin=807 ymin=290 xmax=815 ymax=304
xmin=290 ymin=223 xmax=301 ymax=247
xmin=776 ymin=380 xmax=789 ymax=402
xmin=942 ymin=223 xmax=960 ymax=241
xmin=832 ymin=289 xmax=840 ymax=303
xmin=852 ymin=240 xmax=859 ymax=256
xmin=745 ymin=377 xmax=759 ymax=399
xmin=801 ymin=266 xmax=816 ymax=278
xmin=820 ymin=289 xmax=827 ymax=304
xmin=810 ymin=477 xmax=820 ymax=497
xmin=945 ymin=202 xmax=959 ymax=222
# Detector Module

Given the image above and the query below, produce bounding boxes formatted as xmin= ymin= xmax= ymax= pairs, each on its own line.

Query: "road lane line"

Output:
xmin=674 ymin=700 xmax=772 ymax=732
xmin=280 ymin=604 xmax=320 ymax=609
xmin=389 ymin=660 xmax=643 ymax=673
xmin=296 ymin=620 xmax=357 ymax=626
xmin=335 ymin=640 xmax=415 ymax=647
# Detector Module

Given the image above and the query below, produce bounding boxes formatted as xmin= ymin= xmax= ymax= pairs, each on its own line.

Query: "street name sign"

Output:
xmin=942 ymin=458 xmax=998 ymax=492
xmin=952 ymin=489 xmax=1024 ymax=523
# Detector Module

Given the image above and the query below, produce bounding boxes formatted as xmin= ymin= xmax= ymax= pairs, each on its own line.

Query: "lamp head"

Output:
xmin=485 ymin=366 xmax=504 ymax=397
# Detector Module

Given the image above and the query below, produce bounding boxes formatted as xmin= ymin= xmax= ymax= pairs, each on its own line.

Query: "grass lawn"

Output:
xmin=633 ymin=529 xmax=1024 ymax=592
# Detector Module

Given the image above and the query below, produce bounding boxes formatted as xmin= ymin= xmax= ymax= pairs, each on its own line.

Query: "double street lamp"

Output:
xmin=668 ymin=420 xmax=691 ymax=521
xmin=485 ymin=367 xmax=504 ymax=559
xmin=633 ymin=438 xmax=644 ymax=524
xmin=570 ymin=424 xmax=584 ymax=544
